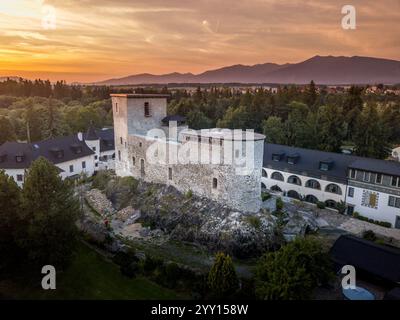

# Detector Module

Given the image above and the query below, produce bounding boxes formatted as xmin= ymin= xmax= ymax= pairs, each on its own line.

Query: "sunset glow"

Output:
xmin=1 ymin=0 xmax=400 ymax=82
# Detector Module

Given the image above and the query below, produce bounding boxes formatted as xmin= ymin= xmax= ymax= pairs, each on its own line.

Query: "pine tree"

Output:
xmin=353 ymin=103 xmax=392 ymax=159
xmin=207 ymin=252 xmax=239 ymax=298
xmin=0 ymin=170 xmax=22 ymax=271
xmin=19 ymin=157 xmax=80 ymax=268
xmin=0 ymin=116 xmax=16 ymax=144
xmin=262 ymin=116 xmax=287 ymax=145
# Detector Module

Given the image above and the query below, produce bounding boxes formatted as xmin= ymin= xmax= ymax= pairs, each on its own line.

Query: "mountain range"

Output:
xmin=96 ymin=55 xmax=400 ymax=85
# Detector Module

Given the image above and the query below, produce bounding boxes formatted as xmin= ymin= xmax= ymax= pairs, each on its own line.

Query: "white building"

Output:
xmin=262 ymin=143 xmax=400 ymax=229
xmin=83 ymin=127 xmax=115 ymax=170
xmin=392 ymin=146 xmax=400 ymax=162
xmin=0 ymin=127 xmax=115 ymax=187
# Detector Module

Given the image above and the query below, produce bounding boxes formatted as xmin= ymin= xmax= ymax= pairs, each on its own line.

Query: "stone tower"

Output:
xmin=111 ymin=94 xmax=265 ymax=213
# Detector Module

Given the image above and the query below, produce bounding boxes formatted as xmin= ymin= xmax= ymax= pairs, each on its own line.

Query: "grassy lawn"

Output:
xmin=0 ymin=242 xmax=184 ymax=300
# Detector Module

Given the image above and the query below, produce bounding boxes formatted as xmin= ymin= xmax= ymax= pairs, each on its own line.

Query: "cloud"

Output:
xmin=0 ymin=0 xmax=399 ymax=82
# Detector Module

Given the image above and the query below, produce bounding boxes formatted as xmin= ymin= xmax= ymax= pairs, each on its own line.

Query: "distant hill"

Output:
xmin=96 ymin=55 xmax=400 ymax=85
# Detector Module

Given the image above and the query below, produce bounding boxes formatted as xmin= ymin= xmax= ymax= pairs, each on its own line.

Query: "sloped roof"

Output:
xmin=263 ymin=143 xmax=400 ymax=183
xmin=330 ymin=235 xmax=400 ymax=284
xmin=263 ymin=143 xmax=359 ymax=183
xmin=83 ymin=128 xmax=115 ymax=152
xmin=85 ymin=125 xmax=98 ymax=140
xmin=348 ymin=158 xmax=400 ymax=176
xmin=0 ymin=135 xmax=95 ymax=169
xmin=96 ymin=128 xmax=115 ymax=152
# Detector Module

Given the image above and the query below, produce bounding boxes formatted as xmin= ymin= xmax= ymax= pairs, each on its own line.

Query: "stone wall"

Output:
xmin=112 ymin=95 xmax=264 ymax=213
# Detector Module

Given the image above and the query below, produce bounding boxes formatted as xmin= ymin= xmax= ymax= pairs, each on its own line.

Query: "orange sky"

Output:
xmin=1 ymin=0 xmax=399 ymax=83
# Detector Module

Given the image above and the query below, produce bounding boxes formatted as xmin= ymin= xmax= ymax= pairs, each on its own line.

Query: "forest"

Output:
xmin=1 ymin=78 xmax=400 ymax=160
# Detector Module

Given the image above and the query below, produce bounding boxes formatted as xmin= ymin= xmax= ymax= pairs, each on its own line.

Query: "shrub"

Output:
xmin=245 ymin=216 xmax=261 ymax=229
xmin=352 ymin=213 xmax=392 ymax=228
xmin=92 ymin=170 xmax=113 ymax=190
xmin=112 ymin=249 xmax=139 ymax=278
xmin=255 ymin=238 xmax=333 ymax=300
xmin=276 ymin=197 xmax=284 ymax=211
xmin=316 ymin=201 xmax=326 ymax=209
xmin=207 ymin=252 xmax=239 ymax=298
xmin=185 ymin=189 xmax=193 ymax=199
xmin=141 ymin=255 xmax=164 ymax=275
xmin=261 ymin=192 xmax=271 ymax=202
xmin=336 ymin=201 xmax=347 ymax=214
xmin=362 ymin=230 xmax=377 ymax=242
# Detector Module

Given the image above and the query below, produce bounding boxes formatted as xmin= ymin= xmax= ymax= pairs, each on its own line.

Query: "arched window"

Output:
xmin=325 ymin=183 xmax=342 ymax=195
xmin=261 ymin=182 xmax=267 ymax=190
xmin=271 ymin=172 xmax=284 ymax=181
xmin=287 ymin=190 xmax=301 ymax=199
xmin=325 ymin=199 xmax=337 ymax=209
xmin=262 ymin=169 xmax=268 ymax=178
xmin=305 ymin=179 xmax=321 ymax=190
xmin=287 ymin=175 xmax=302 ymax=186
xmin=305 ymin=195 xmax=319 ymax=204
xmin=132 ymin=156 xmax=136 ymax=166
xmin=271 ymin=185 xmax=282 ymax=192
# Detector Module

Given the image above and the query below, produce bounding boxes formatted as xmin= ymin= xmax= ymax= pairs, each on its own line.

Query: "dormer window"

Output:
xmin=15 ymin=154 xmax=24 ymax=163
xmin=144 ymin=102 xmax=151 ymax=117
xmin=319 ymin=160 xmax=333 ymax=171
xmin=287 ymin=153 xmax=299 ymax=165
xmin=70 ymin=144 xmax=82 ymax=154
xmin=272 ymin=152 xmax=284 ymax=162
xmin=50 ymin=148 xmax=64 ymax=159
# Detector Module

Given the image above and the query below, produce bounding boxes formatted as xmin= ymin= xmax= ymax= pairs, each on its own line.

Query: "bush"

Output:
xmin=336 ymin=201 xmax=347 ymax=214
xmin=352 ymin=213 xmax=392 ymax=228
xmin=208 ymin=252 xmax=239 ymax=298
xmin=255 ymin=238 xmax=333 ymax=300
xmin=245 ymin=216 xmax=261 ymax=229
xmin=92 ymin=170 xmax=113 ymax=190
xmin=261 ymin=192 xmax=271 ymax=202
xmin=112 ymin=249 xmax=139 ymax=278
xmin=185 ymin=189 xmax=193 ymax=199
xmin=276 ymin=197 xmax=284 ymax=211
xmin=141 ymin=255 xmax=164 ymax=275
xmin=362 ymin=230 xmax=377 ymax=242
xmin=316 ymin=201 xmax=326 ymax=209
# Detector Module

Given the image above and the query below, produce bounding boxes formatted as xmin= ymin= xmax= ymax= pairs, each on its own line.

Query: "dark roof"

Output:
xmin=0 ymin=135 xmax=95 ymax=169
xmin=384 ymin=287 xmax=400 ymax=300
xmin=96 ymin=128 xmax=115 ymax=152
xmin=330 ymin=235 xmax=400 ymax=284
xmin=162 ymin=115 xmax=186 ymax=124
xmin=349 ymin=158 xmax=400 ymax=176
xmin=35 ymin=136 xmax=95 ymax=164
xmin=83 ymin=128 xmax=114 ymax=152
xmin=0 ymin=142 xmax=36 ymax=169
xmin=264 ymin=143 xmax=400 ymax=182
xmin=85 ymin=125 xmax=98 ymax=140
xmin=264 ymin=143 xmax=359 ymax=183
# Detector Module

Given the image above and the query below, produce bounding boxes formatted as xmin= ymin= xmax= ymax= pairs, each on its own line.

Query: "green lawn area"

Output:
xmin=0 ymin=242 xmax=184 ymax=300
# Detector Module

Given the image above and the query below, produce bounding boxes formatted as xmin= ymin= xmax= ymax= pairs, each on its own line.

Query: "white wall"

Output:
xmin=3 ymin=168 xmax=26 ymax=187
xmin=346 ymin=186 xmax=400 ymax=226
xmin=392 ymin=146 xmax=400 ymax=161
xmin=261 ymin=167 xmax=347 ymax=204
xmin=57 ymin=155 xmax=96 ymax=179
